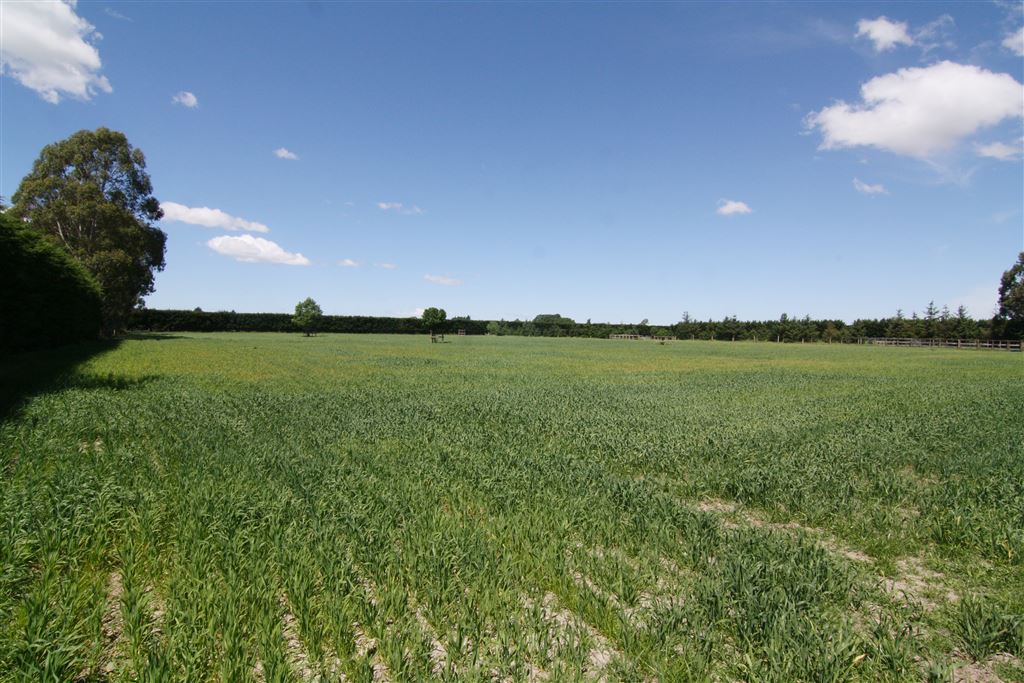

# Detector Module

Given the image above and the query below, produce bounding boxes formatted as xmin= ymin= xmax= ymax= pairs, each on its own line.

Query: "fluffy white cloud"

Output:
xmin=339 ymin=258 xmax=360 ymax=267
xmin=975 ymin=140 xmax=1023 ymax=161
xmin=0 ymin=0 xmax=112 ymax=103
xmin=807 ymin=61 xmax=1024 ymax=158
xmin=856 ymin=16 xmax=914 ymax=51
xmin=274 ymin=147 xmax=299 ymax=160
xmin=376 ymin=262 xmax=398 ymax=270
xmin=172 ymin=91 xmax=198 ymax=108
xmin=853 ymin=178 xmax=889 ymax=194
xmin=161 ymin=202 xmax=270 ymax=233
xmin=207 ymin=235 xmax=309 ymax=265
xmin=413 ymin=307 xmax=425 ymax=318
xmin=377 ymin=202 xmax=424 ymax=215
xmin=425 ymin=274 xmax=463 ymax=286
xmin=1004 ymin=26 xmax=1024 ymax=56
xmin=716 ymin=199 xmax=752 ymax=216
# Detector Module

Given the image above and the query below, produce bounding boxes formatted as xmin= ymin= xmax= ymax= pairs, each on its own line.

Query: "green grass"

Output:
xmin=1 ymin=333 xmax=1022 ymax=681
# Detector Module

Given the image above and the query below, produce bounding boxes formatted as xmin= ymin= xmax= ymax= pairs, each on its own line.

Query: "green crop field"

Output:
xmin=1 ymin=333 xmax=1022 ymax=682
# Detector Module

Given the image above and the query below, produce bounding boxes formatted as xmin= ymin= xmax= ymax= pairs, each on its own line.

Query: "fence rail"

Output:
xmin=859 ymin=337 xmax=1022 ymax=351
xmin=609 ymin=334 xmax=678 ymax=341
xmin=605 ymin=334 xmax=1022 ymax=351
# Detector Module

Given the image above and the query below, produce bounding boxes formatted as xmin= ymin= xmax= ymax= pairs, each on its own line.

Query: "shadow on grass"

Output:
xmin=64 ymin=372 xmax=162 ymax=392
xmin=119 ymin=332 xmax=185 ymax=341
xmin=0 ymin=333 xmax=172 ymax=422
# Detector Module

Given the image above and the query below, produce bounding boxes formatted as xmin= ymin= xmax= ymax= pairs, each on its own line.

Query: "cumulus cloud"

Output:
xmin=274 ymin=147 xmax=299 ymax=160
xmin=807 ymin=61 xmax=1024 ymax=158
xmin=0 ymin=0 xmax=112 ymax=103
xmin=975 ymin=140 xmax=1023 ymax=161
xmin=856 ymin=16 xmax=914 ymax=51
xmin=339 ymin=258 xmax=360 ymax=267
xmin=376 ymin=262 xmax=398 ymax=270
xmin=172 ymin=91 xmax=198 ymax=108
xmin=716 ymin=199 xmax=753 ymax=216
xmin=161 ymin=202 xmax=270 ymax=233
xmin=853 ymin=178 xmax=889 ymax=194
xmin=425 ymin=274 xmax=463 ymax=286
xmin=207 ymin=235 xmax=309 ymax=265
xmin=377 ymin=202 xmax=424 ymax=215
xmin=413 ymin=307 xmax=426 ymax=318
xmin=1004 ymin=26 xmax=1024 ymax=56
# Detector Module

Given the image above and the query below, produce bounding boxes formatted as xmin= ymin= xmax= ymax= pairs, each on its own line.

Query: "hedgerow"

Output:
xmin=0 ymin=212 xmax=102 ymax=352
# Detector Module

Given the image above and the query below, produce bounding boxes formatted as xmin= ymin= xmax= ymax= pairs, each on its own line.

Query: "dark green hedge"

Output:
xmin=0 ymin=212 xmax=103 ymax=352
xmin=129 ymin=309 xmax=490 ymax=335
xmin=129 ymin=308 xmax=999 ymax=342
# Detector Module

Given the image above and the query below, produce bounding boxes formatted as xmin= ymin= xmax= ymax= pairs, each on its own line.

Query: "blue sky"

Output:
xmin=2 ymin=1 xmax=1023 ymax=323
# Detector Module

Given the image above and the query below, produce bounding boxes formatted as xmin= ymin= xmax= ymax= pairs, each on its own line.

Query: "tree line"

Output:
xmin=485 ymin=305 xmax=1008 ymax=342
xmin=128 ymin=303 xmax=1015 ymax=342
xmin=130 ymin=308 xmax=490 ymax=336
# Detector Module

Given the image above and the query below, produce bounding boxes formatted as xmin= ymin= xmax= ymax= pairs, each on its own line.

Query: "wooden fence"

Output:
xmin=859 ymin=337 xmax=1022 ymax=351
xmin=605 ymin=334 xmax=1021 ymax=351
xmin=609 ymin=334 xmax=678 ymax=341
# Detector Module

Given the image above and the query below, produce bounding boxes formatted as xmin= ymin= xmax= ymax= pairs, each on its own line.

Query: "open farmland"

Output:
xmin=1 ymin=334 xmax=1022 ymax=682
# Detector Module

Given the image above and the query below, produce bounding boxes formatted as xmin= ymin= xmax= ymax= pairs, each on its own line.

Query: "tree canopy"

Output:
xmin=995 ymin=252 xmax=1024 ymax=339
xmin=532 ymin=314 xmax=575 ymax=325
xmin=292 ymin=298 xmax=323 ymax=336
xmin=422 ymin=307 xmax=446 ymax=332
xmin=11 ymin=128 xmax=166 ymax=334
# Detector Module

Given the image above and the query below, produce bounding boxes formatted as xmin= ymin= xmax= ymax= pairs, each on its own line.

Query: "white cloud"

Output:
xmin=949 ymin=285 xmax=998 ymax=319
xmin=425 ymin=274 xmax=463 ymax=286
xmin=853 ymin=178 xmax=889 ymax=194
xmin=172 ymin=91 xmax=198 ymax=108
xmin=339 ymin=258 xmax=360 ymax=267
xmin=161 ymin=201 xmax=270 ymax=233
xmin=716 ymin=199 xmax=753 ymax=216
xmin=1004 ymin=26 xmax=1024 ymax=56
xmin=413 ymin=307 xmax=425 ymax=318
xmin=975 ymin=139 xmax=1023 ymax=161
xmin=856 ymin=16 xmax=914 ymax=51
xmin=377 ymin=202 xmax=424 ymax=215
xmin=104 ymin=7 xmax=132 ymax=21
xmin=376 ymin=262 xmax=398 ymax=270
xmin=0 ymin=0 xmax=112 ymax=103
xmin=274 ymin=147 xmax=299 ymax=160
xmin=807 ymin=61 xmax=1024 ymax=158
xmin=207 ymin=235 xmax=309 ymax=266
xmin=992 ymin=209 xmax=1019 ymax=224
xmin=914 ymin=15 xmax=955 ymax=55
